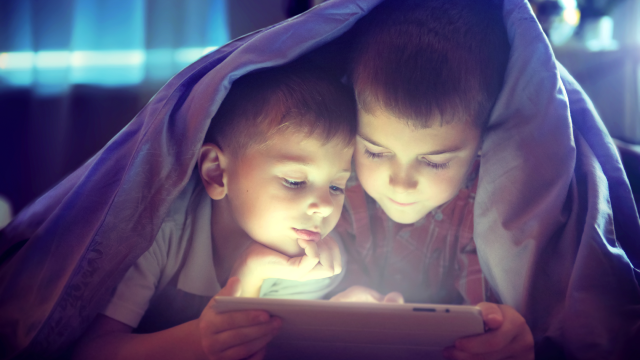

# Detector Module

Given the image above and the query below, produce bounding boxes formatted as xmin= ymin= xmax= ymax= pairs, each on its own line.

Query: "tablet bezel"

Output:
xmin=213 ymin=296 xmax=485 ymax=350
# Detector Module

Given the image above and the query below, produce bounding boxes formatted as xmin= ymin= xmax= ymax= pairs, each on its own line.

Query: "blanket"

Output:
xmin=1 ymin=0 xmax=638 ymax=358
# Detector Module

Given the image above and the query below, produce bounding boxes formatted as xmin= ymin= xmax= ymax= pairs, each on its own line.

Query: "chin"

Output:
xmin=389 ymin=214 xmax=424 ymax=224
xmin=384 ymin=209 xmax=427 ymax=224
xmin=280 ymin=244 xmax=305 ymax=258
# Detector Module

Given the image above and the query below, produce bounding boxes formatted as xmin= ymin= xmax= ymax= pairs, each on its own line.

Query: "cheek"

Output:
xmin=324 ymin=197 xmax=345 ymax=232
xmin=354 ymin=154 xmax=384 ymax=191
xmin=426 ymin=167 xmax=468 ymax=200
xmin=249 ymin=191 xmax=293 ymax=225
xmin=229 ymin=184 xmax=262 ymax=230
xmin=231 ymin=181 xmax=289 ymax=235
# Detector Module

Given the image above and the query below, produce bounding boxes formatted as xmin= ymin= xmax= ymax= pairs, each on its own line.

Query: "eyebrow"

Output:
xmin=357 ymin=134 xmax=463 ymax=156
xmin=275 ymin=159 xmax=351 ymax=175
xmin=275 ymin=159 xmax=311 ymax=167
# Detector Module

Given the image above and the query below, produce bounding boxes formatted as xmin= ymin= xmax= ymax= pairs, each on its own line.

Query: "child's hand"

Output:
xmin=231 ymin=237 xmax=342 ymax=297
xmin=330 ymin=285 xmax=404 ymax=303
xmin=294 ymin=237 xmax=342 ymax=281
xmin=199 ymin=277 xmax=282 ymax=360
xmin=443 ymin=302 xmax=534 ymax=360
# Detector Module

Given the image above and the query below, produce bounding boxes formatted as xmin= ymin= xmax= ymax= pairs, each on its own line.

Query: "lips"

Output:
xmin=293 ymin=228 xmax=322 ymax=242
xmin=388 ymin=198 xmax=417 ymax=207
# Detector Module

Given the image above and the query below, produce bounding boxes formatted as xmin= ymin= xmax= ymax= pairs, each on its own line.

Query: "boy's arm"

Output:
xmin=73 ymin=315 xmax=206 ymax=360
xmin=73 ymin=278 xmax=281 ymax=360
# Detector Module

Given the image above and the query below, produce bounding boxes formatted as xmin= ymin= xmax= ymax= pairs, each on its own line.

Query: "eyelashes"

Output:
xmin=364 ymin=149 xmax=384 ymax=159
xmin=422 ymin=159 xmax=450 ymax=171
xmin=363 ymin=149 xmax=450 ymax=171
xmin=283 ymin=178 xmax=305 ymax=188
xmin=282 ymin=178 xmax=345 ymax=195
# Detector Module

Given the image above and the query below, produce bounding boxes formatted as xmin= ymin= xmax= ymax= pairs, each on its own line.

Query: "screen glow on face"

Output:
xmin=225 ymin=130 xmax=354 ymax=257
xmin=354 ymin=109 xmax=481 ymax=224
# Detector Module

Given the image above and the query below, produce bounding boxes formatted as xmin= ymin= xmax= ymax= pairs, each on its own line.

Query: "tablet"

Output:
xmin=214 ymin=297 xmax=484 ymax=360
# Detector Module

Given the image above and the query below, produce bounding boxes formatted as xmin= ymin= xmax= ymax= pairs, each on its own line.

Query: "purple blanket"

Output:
xmin=1 ymin=1 xmax=638 ymax=358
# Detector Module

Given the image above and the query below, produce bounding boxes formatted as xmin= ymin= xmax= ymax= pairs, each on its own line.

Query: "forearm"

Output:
xmin=73 ymin=319 xmax=206 ymax=360
xmin=236 ymin=272 xmax=264 ymax=297
xmin=230 ymin=258 xmax=265 ymax=297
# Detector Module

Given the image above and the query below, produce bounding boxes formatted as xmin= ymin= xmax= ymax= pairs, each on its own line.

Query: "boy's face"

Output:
xmin=226 ymin=131 xmax=354 ymax=257
xmin=355 ymin=108 xmax=481 ymax=224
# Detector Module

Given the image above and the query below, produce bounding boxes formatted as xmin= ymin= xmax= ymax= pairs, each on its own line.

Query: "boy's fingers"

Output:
xmin=203 ymin=310 xmax=271 ymax=335
xmin=204 ymin=277 xmax=241 ymax=315
xmin=445 ymin=336 xmax=532 ymax=360
xmin=453 ymin=324 xmax=514 ymax=355
xmin=454 ymin=304 xmax=532 ymax=356
xmin=332 ymin=244 xmax=342 ymax=275
xmin=316 ymin=240 xmax=334 ymax=273
xmin=298 ymin=239 xmax=319 ymax=260
xmin=217 ymin=276 xmax=242 ymax=298
xmin=476 ymin=302 xmax=504 ymax=330
xmin=208 ymin=318 xmax=282 ymax=359
xmin=382 ymin=291 xmax=404 ymax=304
xmin=329 ymin=286 xmax=385 ymax=302
xmin=218 ymin=334 xmax=273 ymax=360
xmin=301 ymin=262 xmax=336 ymax=280
xmin=297 ymin=252 xmax=320 ymax=274
xmin=291 ymin=239 xmax=320 ymax=275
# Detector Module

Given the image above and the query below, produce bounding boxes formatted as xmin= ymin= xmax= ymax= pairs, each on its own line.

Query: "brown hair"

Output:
xmin=350 ymin=0 xmax=510 ymax=129
xmin=205 ymin=59 xmax=357 ymax=156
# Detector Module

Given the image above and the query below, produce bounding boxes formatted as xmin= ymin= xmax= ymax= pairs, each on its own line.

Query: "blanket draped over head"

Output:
xmin=1 ymin=0 xmax=638 ymax=358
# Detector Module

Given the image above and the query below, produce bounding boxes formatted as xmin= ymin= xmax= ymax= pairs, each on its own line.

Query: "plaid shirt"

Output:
xmin=329 ymin=166 xmax=490 ymax=305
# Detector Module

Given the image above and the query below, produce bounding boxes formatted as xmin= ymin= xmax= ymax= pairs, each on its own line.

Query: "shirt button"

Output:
xmin=434 ymin=212 xmax=443 ymax=221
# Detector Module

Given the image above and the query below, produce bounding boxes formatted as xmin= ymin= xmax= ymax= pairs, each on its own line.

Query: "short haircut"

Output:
xmin=205 ymin=59 xmax=357 ymax=156
xmin=350 ymin=0 xmax=510 ymax=129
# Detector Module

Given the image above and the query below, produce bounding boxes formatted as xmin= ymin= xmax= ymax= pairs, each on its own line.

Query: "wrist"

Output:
xmin=238 ymin=275 xmax=265 ymax=297
xmin=231 ymin=263 xmax=266 ymax=298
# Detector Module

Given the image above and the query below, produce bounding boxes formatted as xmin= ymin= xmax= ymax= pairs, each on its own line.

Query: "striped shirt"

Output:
xmin=328 ymin=165 xmax=491 ymax=305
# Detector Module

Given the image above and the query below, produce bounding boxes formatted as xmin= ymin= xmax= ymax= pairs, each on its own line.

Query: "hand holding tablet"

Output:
xmin=213 ymin=295 xmax=485 ymax=360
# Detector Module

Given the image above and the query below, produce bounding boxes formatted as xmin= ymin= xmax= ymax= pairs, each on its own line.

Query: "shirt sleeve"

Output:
xmin=101 ymin=231 xmax=169 ymax=328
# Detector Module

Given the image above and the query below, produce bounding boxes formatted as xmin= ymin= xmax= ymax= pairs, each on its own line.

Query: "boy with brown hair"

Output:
xmin=330 ymin=0 xmax=535 ymax=359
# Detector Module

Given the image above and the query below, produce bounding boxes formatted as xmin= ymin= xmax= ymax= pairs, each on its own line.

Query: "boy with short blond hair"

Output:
xmin=73 ymin=60 xmax=357 ymax=360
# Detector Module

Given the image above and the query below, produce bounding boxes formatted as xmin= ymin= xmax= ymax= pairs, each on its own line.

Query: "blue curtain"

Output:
xmin=0 ymin=0 xmax=230 ymax=93
xmin=0 ymin=0 xmax=230 ymax=216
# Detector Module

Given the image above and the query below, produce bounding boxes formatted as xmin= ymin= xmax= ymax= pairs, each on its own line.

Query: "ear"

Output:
xmin=198 ymin=143 xmax=229 ymax=200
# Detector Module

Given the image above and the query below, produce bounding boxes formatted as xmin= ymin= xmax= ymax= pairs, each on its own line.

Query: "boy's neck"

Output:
xmin=210 ymin=197 xmax=253 ymax=285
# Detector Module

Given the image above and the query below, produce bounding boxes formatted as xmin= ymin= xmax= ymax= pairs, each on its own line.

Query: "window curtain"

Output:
xmin=0 ymin=0 xmax=229 ymax=92
xmin=0 ymin=0 xmax=230 ymax=215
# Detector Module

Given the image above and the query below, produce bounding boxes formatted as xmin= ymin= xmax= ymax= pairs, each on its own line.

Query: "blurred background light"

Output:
xmin=0 ymin=48 xmax=218 ymax=88
xmin=0 ymin=0 xmax=229 ymax=92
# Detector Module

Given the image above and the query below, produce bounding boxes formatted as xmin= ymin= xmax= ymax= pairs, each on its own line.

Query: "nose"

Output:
xmin=389 ymin=162 xmax=418 ymax=193
xmin=307 ymin=188 xmax=334 ymax=217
